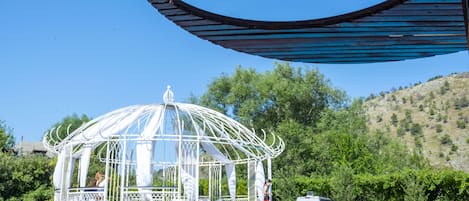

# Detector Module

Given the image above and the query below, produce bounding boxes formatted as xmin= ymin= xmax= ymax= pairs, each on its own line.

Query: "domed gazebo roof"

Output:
xmin=44 ymin=86 xmax=284 ymax=163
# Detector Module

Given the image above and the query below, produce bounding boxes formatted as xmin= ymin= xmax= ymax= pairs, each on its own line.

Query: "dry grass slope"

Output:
xmin=364 ymin=72 xmax=469 ymax=171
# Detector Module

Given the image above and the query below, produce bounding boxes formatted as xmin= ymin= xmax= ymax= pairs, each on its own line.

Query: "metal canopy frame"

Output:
xmin=44 ymin=87 xmax=284 ymax=201
xmin=149 ymin=0 xmax=469 ymax=63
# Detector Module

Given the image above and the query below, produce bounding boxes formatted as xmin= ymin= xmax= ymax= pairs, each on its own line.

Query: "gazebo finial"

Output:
xmin=163 ymin=85 xmax=174 ymax=103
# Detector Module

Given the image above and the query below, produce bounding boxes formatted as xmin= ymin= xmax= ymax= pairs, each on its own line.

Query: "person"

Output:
xmin=95 ymin=172 xmax=106 ymax=200
xmin=95 ymin=172 xmax=106 ymax=188
xmin=263 ymin=179 xmax=272 ymax=201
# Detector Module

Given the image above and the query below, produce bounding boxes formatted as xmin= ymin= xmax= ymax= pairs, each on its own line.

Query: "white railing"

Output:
xmin=67 ymin=187 xmax=249 ymax=201
xmin=122 ymin=186 xmax=179 ymax=201
xmin=68 ymin=187 xmax=105 ymax=201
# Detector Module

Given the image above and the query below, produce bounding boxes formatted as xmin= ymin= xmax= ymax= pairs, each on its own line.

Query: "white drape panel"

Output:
xmin=226 ymin=164 xmax=237 ymax=201
xmin=71 ymin=106 xmax=148 ymax=145
xmin=200 ymin=141 xmax=237 ymax=200
xmin=199 ymin=128 xmax=237 ymax=201
xmin=255 ymin=161 xmax=265 ymax=201
xmin=181 ymin=164 xmax=196 ymax=200
xmin=180 ymin=142 xmax=197 ymax=200
xmin=136 ymin=108 xmax=163 ymax=201
xmin=53 ymin=150 xmax=65 ymax=201
xmin=79 ymin=146 xmax=92 ymax=187
xmin=136 ymin=140 xmax=153 ymax=201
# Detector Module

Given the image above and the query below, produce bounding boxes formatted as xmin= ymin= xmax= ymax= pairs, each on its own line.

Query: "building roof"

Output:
xmin=16 ymin=141 xmax=53 ymax=157
xmin=149 ymin=0 xmax=469 ymax=64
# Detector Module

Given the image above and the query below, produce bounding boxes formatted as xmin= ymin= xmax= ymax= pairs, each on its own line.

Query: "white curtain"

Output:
xmin=180 ymin=159 xmax=197 ymax=200
xmin=71 ymin=106 xmax=148 ymax=145
xmin=200 ymin=136 xmax=236 ymax=200
xmin=79 ymin=146 xmax=92 ymax=188
xmin=226 ymin=163 xmax=237 ymax=201
xmin=255 ymin=161 xmax=265 ymax=201
xmin=53 ymin=150 xmax=65 ymax=201
xmin=179 ymin=141 xmax=197 ymax=200
xmin=136 ymin=108 xmax=162 ymax=201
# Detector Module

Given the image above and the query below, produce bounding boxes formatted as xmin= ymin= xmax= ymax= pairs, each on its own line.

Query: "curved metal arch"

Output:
xmin=155 ymin=0 xmax=405 ymax=29
xmin=149 ymin=0 xmax=468 ymax=64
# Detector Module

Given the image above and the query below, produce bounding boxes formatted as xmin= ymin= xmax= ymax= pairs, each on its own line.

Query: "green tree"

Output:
xmin=0 ymin=121 xmax=15 ymax=153
xmin=391 ymin=113 xmax=398 ymax=127
xmin=331 ymin=165 xmax=358 ymax=201
xmin=456 ymin=119 xmax=466 ymax=129
xmin=44 ymin=113 xmax=90 ymax=145
xmin=440 ymin=134 xmax=453 ymax=145
xmin=454 ymin=96 xmax=469 ymax=110
xmin=0 ymin=152 xmax=53 ymax=201
xmin=397 ymin=127 xmax=406 ymax=137
xmin=200 ymin=63 xmax=346 ymax=129
xmin=405 ymin=110 xmax=413 ymax=123
xmin=440 ymin=80 xmax=450 ymax=95
xmin=197 ymin=63 xmax=428 ymax=200
xmin=410 ymin=123 xmax=423 ymax=137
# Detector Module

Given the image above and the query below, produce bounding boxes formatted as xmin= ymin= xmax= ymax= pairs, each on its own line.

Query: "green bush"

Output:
xmin=457 ymin=119 xmax=466 ymax=129
xmin=435 ymin=124 xmax=443 ymax=133
xmin=295 ymin=169 xmax=469 ymax=201
xmin=440 ymin=134 xmax=453 ymax=145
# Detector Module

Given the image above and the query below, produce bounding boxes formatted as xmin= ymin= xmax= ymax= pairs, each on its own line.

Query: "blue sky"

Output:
xmin=1 ymin=0 xmax=468 ymax=143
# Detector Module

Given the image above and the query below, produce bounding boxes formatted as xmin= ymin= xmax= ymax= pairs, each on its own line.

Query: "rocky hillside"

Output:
xmin=364 ymin=72 xmax=469 ymax=171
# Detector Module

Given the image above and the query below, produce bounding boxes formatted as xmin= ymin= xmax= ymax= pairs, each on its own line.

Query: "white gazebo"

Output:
xmin=43 ymin=86 xmax=284 ymax=201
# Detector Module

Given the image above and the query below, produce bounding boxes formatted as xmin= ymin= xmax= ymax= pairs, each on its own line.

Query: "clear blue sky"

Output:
xmin=1 ymin=0 xmax=468 ymax=143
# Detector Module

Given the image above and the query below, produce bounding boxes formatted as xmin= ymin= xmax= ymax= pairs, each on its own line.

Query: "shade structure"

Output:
xmin=149 ymin=0 xmax=469 ymax=64
xmin=44 ymin=87 xmax=284 ymax=201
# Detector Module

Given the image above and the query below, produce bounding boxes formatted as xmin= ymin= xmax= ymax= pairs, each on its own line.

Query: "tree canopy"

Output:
xmin=44 ymin=113 xmax=90 ymax=145
xmin=196 ymin=63 xmax=437 ymax=200
xmin=0 ymin=121 xmax=15 ymax=153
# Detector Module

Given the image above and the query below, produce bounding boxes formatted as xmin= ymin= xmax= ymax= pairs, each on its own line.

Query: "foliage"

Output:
xmin=428 ymin=75 xmax=443 ymax=82
xmin=295 ymin=169 xmax=469 ymax=201
xmin=440 ymin=134 xmax=453 ymax=145
xmin=45 ymin=113 xmax=90 ymax=144
xmin=440 ymin=80 xmax=450 ymax=95
xmin=0 ymin=152 xmax=53 ymax=201
xmin=435 ymin=124 xmax=443 ymax=133
xmin=410 ymin=123 xmax=423 ymax=137
xmin=331 ymin=165 xmax=358 ymax=201
xmin=390 ymin=113 xmax=398 ymax=127
xmin=199 ymin=63 xmax=346 ymax=129
xmin=197 ymin=63 xmax=432 ymax=200
xmin=454 ymin=97 xmax=469 ymax=110
xmin=0 ymin=121 xmax=15 ymax=153
xmin=456 ymin=119 xmax=466 ymax=129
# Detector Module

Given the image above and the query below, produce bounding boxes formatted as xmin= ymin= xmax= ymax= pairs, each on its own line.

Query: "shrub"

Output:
xmin=451 ymin=144 xmax=458 ymax=152
xmin=397 ymin=127 xmax=406 ymax=137
xmin=440 ymin=134 xmax=453 ymax=145
xmin=435 ymin=124 xmax=443 ymax=133
xmin=391 ymin=113 xmax=398 ymax=127
xmin=455 ymin=97 xmax=469 ymax=110
xmin=457 ymin=119 xmax=466 ymax=129
xmin=411 ymin=123 xmax=423 ymax=136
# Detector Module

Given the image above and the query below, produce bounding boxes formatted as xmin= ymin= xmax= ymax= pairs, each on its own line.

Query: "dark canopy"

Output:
xmin=149 ymin=0 xmax=469 ymax=64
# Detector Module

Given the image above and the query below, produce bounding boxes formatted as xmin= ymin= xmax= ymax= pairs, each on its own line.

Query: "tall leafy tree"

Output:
xmin=0 ymin=121 xmax=53 ymax=201
xmin=198 ymin=63 xmax=348 ymax=199
xmin=0 ymin=120 xmax=15 ymax=153
xmin=45 ymin=113 xmax=90 ymax=144
xmin=200 ymin=62 xmax=346 ymax=129
xmin=197 ymin=63 xmax=429 ymax=200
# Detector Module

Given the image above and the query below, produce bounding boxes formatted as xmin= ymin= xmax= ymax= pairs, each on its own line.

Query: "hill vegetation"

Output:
xmin=364 ymin=72 xmax=469 ymax=171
